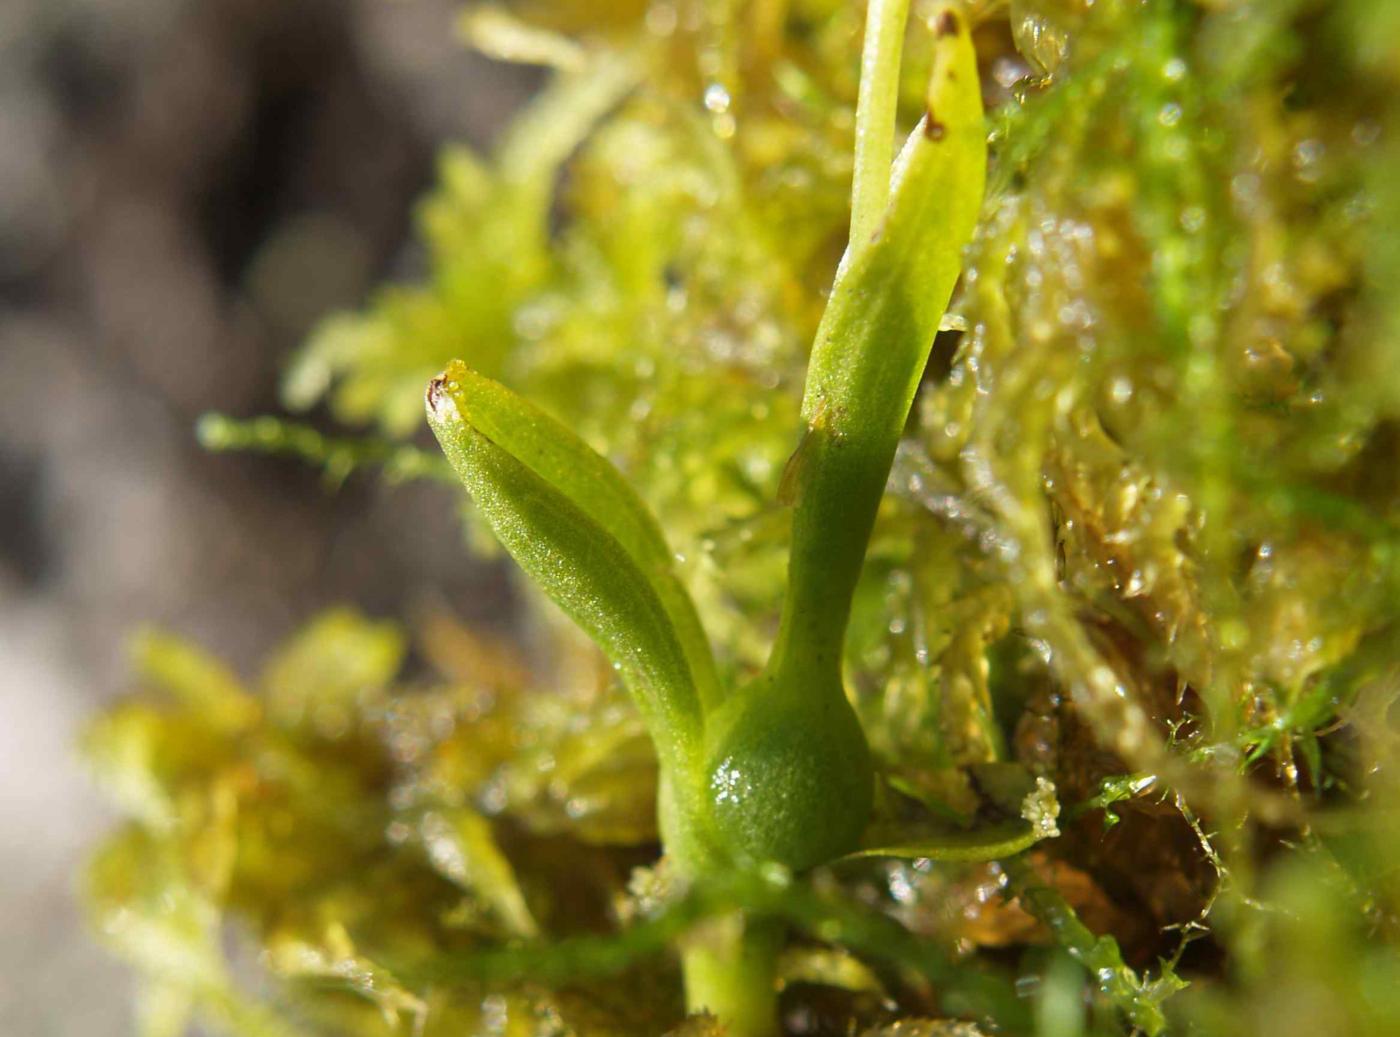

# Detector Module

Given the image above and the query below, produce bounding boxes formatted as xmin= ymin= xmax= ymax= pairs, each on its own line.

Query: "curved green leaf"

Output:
xmin=430 ymin=362 xmax=721 ymax=711
xmin=436 ymin=362 xmax=675 ymax=569
xmin=849 ymin=771 xmax=1061 ymax=862
xmin=427 ymin=368 xmax=708 ymax=767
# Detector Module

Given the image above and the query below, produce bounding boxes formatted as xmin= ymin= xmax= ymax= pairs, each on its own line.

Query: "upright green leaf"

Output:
xmin=849 ymin=0 xmax=913 ymax=246
xmin=774 ymin=7 xmax=987 ymax=674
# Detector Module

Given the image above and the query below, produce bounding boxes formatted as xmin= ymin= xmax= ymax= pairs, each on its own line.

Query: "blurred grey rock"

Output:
xmin=0 ymin=1 xmax=536 ymax=1032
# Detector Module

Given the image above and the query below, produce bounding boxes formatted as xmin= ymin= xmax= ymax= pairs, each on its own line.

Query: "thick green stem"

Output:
xmin=682 ymin=8 xmax=986 ymax=1031
xmin=682 ymin=915 xmax=782 ymax=1037
xmin=770 ymin=0 xmax=912 ymax=681
xmin=771 ymin=428 xmax=891 ymax=681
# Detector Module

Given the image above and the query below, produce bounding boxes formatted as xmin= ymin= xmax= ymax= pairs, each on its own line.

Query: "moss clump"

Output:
xmin=89 ymin=2 xmax=1400 ymax=1035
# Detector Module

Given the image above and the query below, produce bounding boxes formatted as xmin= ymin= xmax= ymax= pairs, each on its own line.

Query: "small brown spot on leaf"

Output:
xmin=925 ymin=114 xmax=946 ymax=140
xmin=427 ymin=375 xmax=448 ymax=414
xmin=935 ymin=9 xmax=960 ymax=37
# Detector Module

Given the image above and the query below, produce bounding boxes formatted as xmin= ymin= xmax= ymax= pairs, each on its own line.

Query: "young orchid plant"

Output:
xmin=426 ymin=4 xmax=997 ymax=1033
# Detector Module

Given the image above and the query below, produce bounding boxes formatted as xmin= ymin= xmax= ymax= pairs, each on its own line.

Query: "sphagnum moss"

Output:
xmin=89 ymin=2 xmax=1400 ymax=1036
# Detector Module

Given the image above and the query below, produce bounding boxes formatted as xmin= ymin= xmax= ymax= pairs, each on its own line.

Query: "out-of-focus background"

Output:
xmin=0 ymin=2 xmax=532 ymax=1031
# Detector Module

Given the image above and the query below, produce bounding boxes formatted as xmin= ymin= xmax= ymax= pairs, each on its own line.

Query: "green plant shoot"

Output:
xmin=705 ymin=4 xmax=987 ymax=874
xmin=425 ymin=5 xmax=986 ymax=1033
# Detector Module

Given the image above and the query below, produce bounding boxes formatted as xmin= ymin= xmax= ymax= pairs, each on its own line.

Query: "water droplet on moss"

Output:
xmin=703 ymin=83 xmax=731 ymax=115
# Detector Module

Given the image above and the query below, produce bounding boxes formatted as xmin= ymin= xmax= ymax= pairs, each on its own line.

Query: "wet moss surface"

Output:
xmin=88 ymin=2 xmax=1400 ymax=1034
